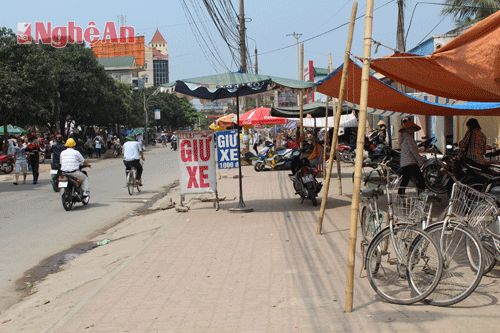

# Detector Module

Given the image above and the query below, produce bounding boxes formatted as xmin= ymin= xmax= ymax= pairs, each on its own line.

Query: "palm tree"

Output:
xmin=441 ymin=0 xmax=500 ymax=25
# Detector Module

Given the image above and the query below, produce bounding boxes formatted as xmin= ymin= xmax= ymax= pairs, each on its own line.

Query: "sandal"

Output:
xmin=13 ymin=182 xmax=18 ymax=185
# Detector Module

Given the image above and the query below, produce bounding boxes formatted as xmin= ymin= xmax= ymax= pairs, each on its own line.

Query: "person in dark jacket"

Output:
xmin=26 ymin=136 xmax=41 ymax=184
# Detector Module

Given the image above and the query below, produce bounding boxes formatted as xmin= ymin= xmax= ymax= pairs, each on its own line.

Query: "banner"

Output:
xmin=154 ymin=109 xmax=161 ymax=120
xmin=216 ymin=130 xmax=239 ymax=169
xmin=178 ymin=130 xmax=217 ymax=195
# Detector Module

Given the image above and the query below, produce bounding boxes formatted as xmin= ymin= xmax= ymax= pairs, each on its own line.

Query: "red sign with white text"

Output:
xmin=178 ymin=130 xmax=217 ymax=195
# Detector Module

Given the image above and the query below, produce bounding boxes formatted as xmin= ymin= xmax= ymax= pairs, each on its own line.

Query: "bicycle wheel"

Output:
xmin=360 ymin=205 xmax=384 ymax=240
xmin=424 ymin=222 xmax=484 ymax=306
xmin=366 ymin=225 xmax=442 ymax=305
xmin=127 ymin=171 xmax=134 ymax=195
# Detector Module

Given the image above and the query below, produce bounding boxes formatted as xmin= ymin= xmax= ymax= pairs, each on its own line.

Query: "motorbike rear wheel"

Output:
xmin=62 ymin=188 xmax=73 ymax=211
xmin=52 ymin=175 xmax=60 ymax=192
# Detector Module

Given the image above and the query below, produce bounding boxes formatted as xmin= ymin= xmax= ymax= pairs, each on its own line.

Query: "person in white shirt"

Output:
xmin=60 ymin=138 xmax=91 ymax=196
xmin=123 ymin=135 xmax=145 ymax=185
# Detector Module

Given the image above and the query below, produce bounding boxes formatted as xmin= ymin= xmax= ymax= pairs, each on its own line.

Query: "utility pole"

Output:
xmin=287 ymin=32 xmax=302 ymax=106
xmin=238 ymin=0 xmax=247 ymax=73
xmin=391 ymin=0 xmax=406 ymax=148
xmin=286 ymin=32 xmax=302 ymax=80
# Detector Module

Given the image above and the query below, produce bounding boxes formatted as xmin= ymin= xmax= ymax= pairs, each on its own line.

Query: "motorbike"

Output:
xmin=254 ymin=143 xmax=295 ymax=172
xmin=59 ymin=165 xmax=90 ymax=211
xmin=113 ymin=142 xmax=122 ymax=158
xmin=338 ymin=142 xmax=356 ymax=163
xmin=50 ymin=163 xmax=62 ymax=192
xmin=0 ymin=154 xmax=14 ymax=174
xmin=288 ymin=147 xmax=323 ymax=206
xmin=171 ymin=138 xmax=178 ymax=151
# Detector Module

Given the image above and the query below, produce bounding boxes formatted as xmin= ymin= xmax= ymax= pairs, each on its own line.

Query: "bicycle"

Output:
xmin=126 ymin=166 xmax=142 ymax=195
xmin=422 ymin=181 xmax=489 ymax=306
xmin=362 ymin=185 xmax=443 ymax=305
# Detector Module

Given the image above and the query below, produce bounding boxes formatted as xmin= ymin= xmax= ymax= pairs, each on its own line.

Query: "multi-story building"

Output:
xmin=149 ymin=29 xmax=169 ymax=87
xmin=92 ymin=29 xmax=169 ymax=88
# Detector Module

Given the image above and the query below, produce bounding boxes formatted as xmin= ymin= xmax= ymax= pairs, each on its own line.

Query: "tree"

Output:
xmin=441 ymin=0 xmax=500 ymax=25
xmin=0 ymin=28 xmax=40 ymax=150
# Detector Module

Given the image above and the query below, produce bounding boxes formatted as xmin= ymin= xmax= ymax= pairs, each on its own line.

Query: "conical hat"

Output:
xmin=399 ymin=120 xmax=421 ymax=132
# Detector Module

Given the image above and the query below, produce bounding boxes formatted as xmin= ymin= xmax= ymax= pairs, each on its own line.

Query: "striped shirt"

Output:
xmin=60 ymin=148 xmax=85 ymax=172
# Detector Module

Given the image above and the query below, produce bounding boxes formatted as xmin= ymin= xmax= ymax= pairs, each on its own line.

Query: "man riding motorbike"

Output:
xmin=51 ymin=134 xmax=67 ymax=168
xmin=123 ymin=134 xmax=145 ymax=186
xmin=60 ymin=138 xmax=91 ymax=197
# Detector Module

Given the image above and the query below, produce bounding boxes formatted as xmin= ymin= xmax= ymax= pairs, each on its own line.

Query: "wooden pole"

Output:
xmin=317 ymin=2 xmax=358 ymax=235
xmin=323 ymin=54 xmax=331 ymax=179
xmin=299 ymin=43 xmax=304 ymax=147
xmin=331 ymin=57 xmax=343 ymax=196
xmin=346 ymin=0 xmax=374 ymax=313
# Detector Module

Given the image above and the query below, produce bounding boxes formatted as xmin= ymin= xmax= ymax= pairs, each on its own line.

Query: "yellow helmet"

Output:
xmin=65 ymin=138 xmax=76 ymax=147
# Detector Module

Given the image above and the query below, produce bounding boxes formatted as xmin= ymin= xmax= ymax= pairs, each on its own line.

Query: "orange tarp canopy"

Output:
xmin=369 ymin=11 xmax=500 ymax=102
xmin=316 ymin=58 xmax=500 ymax=116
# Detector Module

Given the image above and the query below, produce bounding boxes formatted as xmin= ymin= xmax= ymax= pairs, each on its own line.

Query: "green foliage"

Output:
xmin=0 ymin=26 xmax=201 ymax=138
xmin=132 ymin=86 xmax=201 ymax=131
xmin=441 ymin=0 xmax=500 ymax=25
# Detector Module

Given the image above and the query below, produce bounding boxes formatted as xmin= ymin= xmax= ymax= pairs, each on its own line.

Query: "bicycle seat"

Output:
xmin=361 ymin=187 xmax=384 ymax=199
xmin=419 ymin=192 xmax=441 ymax=203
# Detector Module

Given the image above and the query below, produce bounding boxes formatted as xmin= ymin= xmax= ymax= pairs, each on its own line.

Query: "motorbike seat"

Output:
xmin=361 ymin=187 xmax=384 ymax=199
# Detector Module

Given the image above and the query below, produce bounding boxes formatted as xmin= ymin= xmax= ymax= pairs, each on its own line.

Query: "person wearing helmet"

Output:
xmin=51 ymin=134 xmax=67 ymax=168
xmin=60 ymin=138 xmax=91 ymax=196
xmin=123 ymin=134 xmax=145 ymax=186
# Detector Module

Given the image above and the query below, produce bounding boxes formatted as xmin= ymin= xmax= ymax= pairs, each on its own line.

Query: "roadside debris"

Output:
xmin=96 ymin=239 xmax=110 ymax=246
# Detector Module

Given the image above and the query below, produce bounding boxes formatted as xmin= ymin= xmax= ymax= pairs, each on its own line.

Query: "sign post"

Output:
xmin=178 ymin=130 xmax=219 ymax=209
xmin=216 ymin=130 xmax=239 ymax=169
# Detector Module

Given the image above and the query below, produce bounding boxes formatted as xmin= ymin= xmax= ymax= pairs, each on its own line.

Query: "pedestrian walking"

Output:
xmin=398 ymin=120 xmax=425 ymax=195
xmin=13 ymin=138 xmax=28 ymax=185
xmin=26 ymin=136 xmax=41 ymax=184
xmin=94 ymin=135 xmax=103 ymax=158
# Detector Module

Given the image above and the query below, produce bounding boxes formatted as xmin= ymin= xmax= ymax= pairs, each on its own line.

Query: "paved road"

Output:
xmin=0 ymin=146 xmax=179 ymax=311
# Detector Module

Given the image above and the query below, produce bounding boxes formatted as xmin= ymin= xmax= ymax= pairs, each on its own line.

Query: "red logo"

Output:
xmin=17 ymin=22 xmax=32 ymax=44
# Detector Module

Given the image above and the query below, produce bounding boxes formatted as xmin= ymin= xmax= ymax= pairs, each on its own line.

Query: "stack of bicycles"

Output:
xmin=360 ymin=179 xmax=500 ymax=306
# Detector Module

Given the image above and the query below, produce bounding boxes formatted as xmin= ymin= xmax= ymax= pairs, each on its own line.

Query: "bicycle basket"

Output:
xmin=387 ymin=187 xmax=429 ymax=224
xmin=448 ymin=182 xmax=499 ymax=228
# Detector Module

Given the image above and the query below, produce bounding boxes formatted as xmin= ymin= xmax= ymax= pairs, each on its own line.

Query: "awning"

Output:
xmin=317 ymin=58 xmax=500 ymax=116
xmin=302 ymin=114 xmax=358 ymax=128
xmin=270 ymin=102 xmax=352 ymax=118
xmin=369 ymin=11 xmax=500 ymax=102
xmin=161 ymin=72 xmax=316 ymax=104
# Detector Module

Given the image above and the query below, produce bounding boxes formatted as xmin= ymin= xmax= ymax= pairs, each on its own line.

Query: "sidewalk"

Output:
xmin=1 ymin=163 xmax=499 ymax=332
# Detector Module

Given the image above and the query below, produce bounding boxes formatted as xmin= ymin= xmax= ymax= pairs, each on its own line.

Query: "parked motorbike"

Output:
xmin=338 ymin=142 xmax=356 ymax=163
xmin=288 ymin=147 xmax=323 ymax=206
xmin=0 ymin=154 xmax=14 ymax=174
xmin=254 ymin=143 xmax=295 ymax=172
xmin=59 ymin=165 xmax=90 ymax=211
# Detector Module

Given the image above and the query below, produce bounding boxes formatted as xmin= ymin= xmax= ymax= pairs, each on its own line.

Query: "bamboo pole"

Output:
xmin=331 ymin=56 xmax=343 ymax=196
xmin=317 ymin=2 xmax=358 ymax=235
xmin=299 ymin=43 xmax=304 ymax=147
xmin=346 ymin=0 xmax=374 ymax=313
xmin=322 ymin=54 xmax=333 ymax=179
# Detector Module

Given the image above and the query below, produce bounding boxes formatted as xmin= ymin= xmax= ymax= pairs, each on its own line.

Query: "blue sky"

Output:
xmin=2 ymin=0 xmax=457 ymax=83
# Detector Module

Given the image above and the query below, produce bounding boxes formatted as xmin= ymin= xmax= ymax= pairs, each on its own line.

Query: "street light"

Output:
xmin=143 ymin=87 xmax=161 ymax=146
